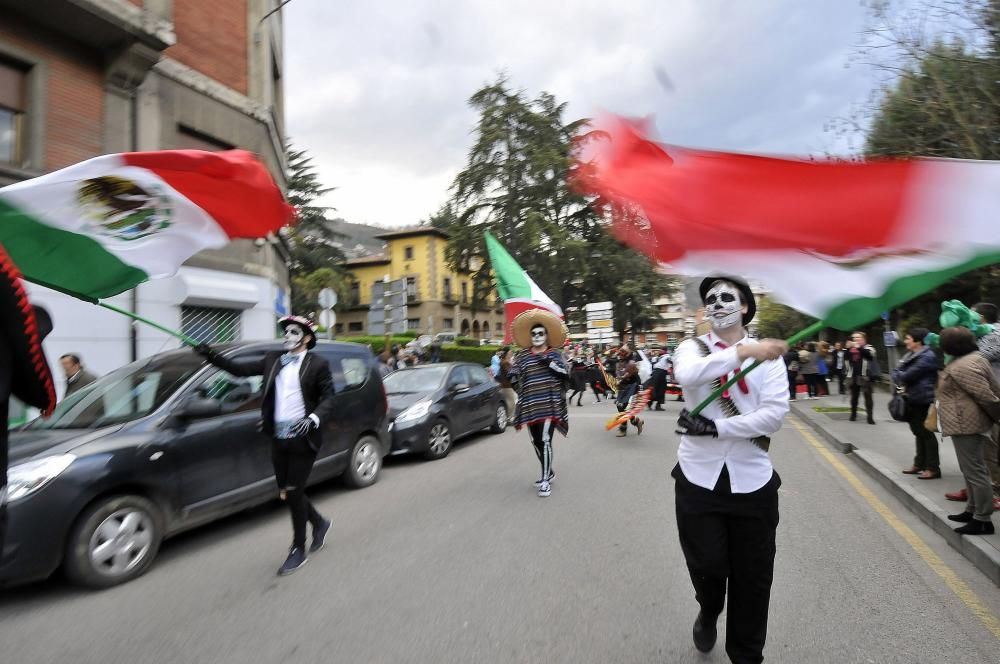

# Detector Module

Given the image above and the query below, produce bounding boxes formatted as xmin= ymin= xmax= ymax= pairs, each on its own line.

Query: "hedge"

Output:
xmin=440 ymin=345 xmax=499 ymax=364
xmin=337 ymin=335 xmax=420 ymax=354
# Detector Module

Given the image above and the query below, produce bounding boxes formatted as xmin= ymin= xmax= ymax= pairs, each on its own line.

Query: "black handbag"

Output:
xmin=888 ymin=387 xmax=909 ymax=422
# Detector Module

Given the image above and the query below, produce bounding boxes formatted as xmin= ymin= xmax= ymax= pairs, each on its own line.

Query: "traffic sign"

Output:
xmin=318 ymin=288 xmax=337 ymax=309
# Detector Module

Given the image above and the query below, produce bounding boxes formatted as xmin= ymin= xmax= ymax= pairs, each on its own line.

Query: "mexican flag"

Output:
xmin=484 ymin=231 xmax=563 ymax=343
xmin=581 ymin=118 xmax=1000 ymax=330
xmin=0 ymin=150 xmax=295 ymax=301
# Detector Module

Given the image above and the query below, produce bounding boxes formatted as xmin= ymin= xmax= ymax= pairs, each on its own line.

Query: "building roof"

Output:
xmin=374 ymin=226 xmax=449 ymax=241
xmin=345 ymin=254 xmax=391 ymax=266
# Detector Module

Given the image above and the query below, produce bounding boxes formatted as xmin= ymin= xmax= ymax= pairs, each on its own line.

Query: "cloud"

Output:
xmin=285 ymin=0 xmax=880 ymax=226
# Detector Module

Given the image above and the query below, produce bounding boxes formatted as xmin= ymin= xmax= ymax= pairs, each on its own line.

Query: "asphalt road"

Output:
xmin=2 ymin=396 xmax=999 ymax=663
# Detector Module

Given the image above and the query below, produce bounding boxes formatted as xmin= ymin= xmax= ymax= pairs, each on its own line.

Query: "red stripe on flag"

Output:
xmin=123 ymin=150 xmax=295 ymax=238
xmin=580 ymin=119 xmax=916 ymax=262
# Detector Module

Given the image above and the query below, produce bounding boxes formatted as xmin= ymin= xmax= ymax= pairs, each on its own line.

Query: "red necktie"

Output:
xmin=715 ymin=341 xmax=749 ymax=397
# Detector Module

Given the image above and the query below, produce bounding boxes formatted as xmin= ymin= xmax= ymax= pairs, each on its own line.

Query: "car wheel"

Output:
xmin=423 ymin=419 xmax=452 ymax=460
xmin=490 ymin=403 xmax=508 ymax=433
xmin=344 ymin=434 xmax=382 ymax=488
xmin=64 ymin=495 xmax=164 ymax=589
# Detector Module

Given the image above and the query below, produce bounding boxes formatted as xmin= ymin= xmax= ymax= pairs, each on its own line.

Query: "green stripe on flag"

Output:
xmin=0 ymin=198 xmax=148 ymax=300
xmin=824 ymin=251 xmax=1000 ymax=330
xmin=484 ymin=231 xmax=531 ymax=301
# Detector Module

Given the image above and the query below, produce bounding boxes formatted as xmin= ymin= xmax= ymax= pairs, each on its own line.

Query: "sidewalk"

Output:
xmin=790 ymin=388 xmax=1000 ymax=586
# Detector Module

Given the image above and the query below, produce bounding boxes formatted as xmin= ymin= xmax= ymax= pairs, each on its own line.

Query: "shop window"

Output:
xmin=180 ymin=306 xmax=241 ymax=344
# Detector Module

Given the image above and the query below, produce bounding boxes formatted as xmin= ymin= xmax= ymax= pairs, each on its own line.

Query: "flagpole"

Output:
xmin=97 ymin=301 xmax=201 ymax=347
xmin=688 ymin=320 xmax=826 ymax=417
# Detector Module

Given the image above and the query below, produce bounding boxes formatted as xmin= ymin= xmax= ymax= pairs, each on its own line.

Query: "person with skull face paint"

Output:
xmin=195 ymin=316 xmax=335 ymax=576
xmin=671 ymin=276 xmax=790 ymax=663
xmin=508 ymin=310 xmax=570 ymax=498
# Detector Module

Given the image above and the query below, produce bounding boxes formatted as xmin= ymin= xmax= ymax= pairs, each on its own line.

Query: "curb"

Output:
xmin=790 ymin=403 xmax=1000 ymax=587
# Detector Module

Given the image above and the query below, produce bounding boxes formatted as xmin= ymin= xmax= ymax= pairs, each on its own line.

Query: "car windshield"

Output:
xmin=27 ymin=354 xmax=204 ymax=429
xmin=383 ymin=366 xmax=449 ymax=394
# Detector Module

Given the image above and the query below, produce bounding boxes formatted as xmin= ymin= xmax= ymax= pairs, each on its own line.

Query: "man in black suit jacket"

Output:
xmin=196 ymin=315 xmax=336 ymax=575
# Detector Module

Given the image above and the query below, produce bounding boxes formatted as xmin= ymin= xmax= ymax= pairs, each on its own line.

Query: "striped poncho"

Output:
xmin=510 ymin=348 xmax=569 ymax=435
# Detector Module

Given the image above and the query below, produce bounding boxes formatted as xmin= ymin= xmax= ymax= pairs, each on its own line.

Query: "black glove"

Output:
xmin=676 ymin=408 xmax=718 ymax=437
xmin=290 ymin=416 xmax=317 ymax=437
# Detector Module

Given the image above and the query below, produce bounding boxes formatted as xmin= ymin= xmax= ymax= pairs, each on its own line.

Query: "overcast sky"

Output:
xmin=284 ymin=1 xmax=898 ymax=228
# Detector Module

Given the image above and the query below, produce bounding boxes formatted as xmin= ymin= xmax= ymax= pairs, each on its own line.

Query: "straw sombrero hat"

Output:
xmin=511 ymin=309 xmax=568 ymax=348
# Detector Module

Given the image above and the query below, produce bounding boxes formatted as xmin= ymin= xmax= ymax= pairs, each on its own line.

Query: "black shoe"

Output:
xmin=867 ymin=419 xmax=876 ymax=425
xmin=948 ymin=511 xmax=974 ymax=523
xmin=692 ymin=611 xmax=718 ymax=653
xmin=310 ymin=519 xmax=332 ymax=553
xmin=655 ymin=405 xmax=664 ymax=411
xmin=954 ymin=520 xmax=994 ymax=535
xmin=849 ymin=414 xmax=857 ymax=421
xmin=277 ymin=546 xmax=308 ymax=576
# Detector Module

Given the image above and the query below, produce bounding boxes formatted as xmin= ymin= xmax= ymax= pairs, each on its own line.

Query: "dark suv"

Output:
xmin=1 ymin=340 xmax=389 ymax=589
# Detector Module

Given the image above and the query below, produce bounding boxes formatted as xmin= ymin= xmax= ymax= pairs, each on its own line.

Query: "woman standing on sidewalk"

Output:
xmin=892 ymin=328 xmax=941 ymax=480
xmin=937 ymin=326 xmax=1000 ymax=535
xmin=798 ymin=343 xmax=820 ymax=399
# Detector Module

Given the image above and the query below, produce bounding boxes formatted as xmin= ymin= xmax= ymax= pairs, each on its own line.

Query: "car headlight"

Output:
xmin=6 ymin=454 xmax=76 ymax=503
xmin=395 ymin=399 xmax=433 ymax=424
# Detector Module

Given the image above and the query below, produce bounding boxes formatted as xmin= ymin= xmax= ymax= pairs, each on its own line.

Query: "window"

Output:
xmin=443 ymin=318 xmax=454 ymax=329
xmin=443 ymin=277 xmax=452 ymax=301
xmin=181 ymin=306 xmax=241 ymax=344
xmin=324 ymin=354 xmax=369 ymax=392
xmin=176 ymin=126 xmax=233 ymax=151
xmin=404 ymin=246 xmax=414 ymax=260
xmin=461 ymin=282 xmax=468 ymax=304
xmin=193 ymin=368 xmax=263 ymax=415
xmin=406 ymin=276 xmax=417 ymax=302
xmin=348 ymin=321 xmax=363 ymax=332
xmin=407 ymin=318 xmax=420 ymax=330
xmin=467 ymin=365 xmax=491 ymax=385
xmin=349 ymin=282 xmax=360 ymax=306
xmin=0 ymin=59 xmax=27 ymax=165
xmin=334 ymin=323 xmax=344 ymax=334
xmin=447 ymin=365 xmax=470 ymax=388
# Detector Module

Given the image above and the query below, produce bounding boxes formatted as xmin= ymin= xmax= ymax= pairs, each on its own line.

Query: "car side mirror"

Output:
xmin=175 ymin=396 xmax=222 ymax=420
xmin=451 ymin=383 xmax=470 ymax=394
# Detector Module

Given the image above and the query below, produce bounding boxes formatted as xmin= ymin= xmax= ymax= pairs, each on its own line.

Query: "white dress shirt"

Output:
xmin=654 ymin=355 xmax=671 ymax=371
xmin=273 ymin=354 xmax=312 ymax=424
xmin=672 ymin=331 xmax=790 ymax=493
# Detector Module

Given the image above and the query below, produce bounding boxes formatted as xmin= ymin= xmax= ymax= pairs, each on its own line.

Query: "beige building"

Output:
xmin=337 ymin=226 xmax=504 ymax=338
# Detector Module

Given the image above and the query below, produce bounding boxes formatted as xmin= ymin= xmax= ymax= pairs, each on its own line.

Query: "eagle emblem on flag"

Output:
xmin=77 ymin=175 xmax=173 ymax=241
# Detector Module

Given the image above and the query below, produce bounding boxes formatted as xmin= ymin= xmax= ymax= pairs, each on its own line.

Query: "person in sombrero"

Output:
xmin=508 ymin=309 xmax=570 ymax=498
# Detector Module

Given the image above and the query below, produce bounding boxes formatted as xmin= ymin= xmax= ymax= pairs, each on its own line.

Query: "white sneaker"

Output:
xmin=538 ymin=481 xmax=551 ymax=497
xmin=533 ymin=472 xmax=556 ymax=487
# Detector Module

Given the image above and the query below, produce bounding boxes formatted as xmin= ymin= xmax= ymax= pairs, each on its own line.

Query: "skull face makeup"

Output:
xmin=530 ymin=324 xmax=548 ymax=349
xmin=283 ymin=324 xmax=307 ymax=352
xmin=704 ymin=280 xmax=745 ymax=331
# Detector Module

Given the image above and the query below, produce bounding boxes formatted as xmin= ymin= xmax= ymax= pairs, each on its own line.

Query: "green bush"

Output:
xmin=338 ymin=335 xmax=418 ymax=354
xmin=455 ymin=336 xmax=481 ymax=347
xmin=440 ymin=345 xmax=496 ymax=364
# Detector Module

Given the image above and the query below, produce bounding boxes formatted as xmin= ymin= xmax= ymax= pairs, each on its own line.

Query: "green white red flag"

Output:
xmin=0 ymin=150 xmax=295 ymax=301
xmin=483 ymin=231 xmax=563 ymax=343
xmin=580 ymin=118 xmax=1000 ymax=330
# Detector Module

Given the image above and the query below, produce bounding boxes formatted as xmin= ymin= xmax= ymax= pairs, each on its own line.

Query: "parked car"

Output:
xmin=433 ymin=331 xmax=458 ymax=344
xmin=1 ymin=340 xmax=390 ymax=589
xmin=385 ymin=362 xmax=507 ymax=460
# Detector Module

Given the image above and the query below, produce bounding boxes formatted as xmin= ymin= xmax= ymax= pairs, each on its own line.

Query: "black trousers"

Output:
xmin=272 ymin=436 xmax=325 ymax=550
xmin=528 ymin=420 xmax=554 ymax=480
xmin=906 ymin=402 xmax=939 ymax=471
xmin=850 ymin=383 xmax=874 ymax=422
xmin=673 ymin=464 xmax=780 ymax=664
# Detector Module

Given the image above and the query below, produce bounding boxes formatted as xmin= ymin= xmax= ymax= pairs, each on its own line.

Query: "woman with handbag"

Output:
xmin=891 ymin=328 xmax=941 ymax=479
xmin=936 ymin=326 xmax=1000 ymax=535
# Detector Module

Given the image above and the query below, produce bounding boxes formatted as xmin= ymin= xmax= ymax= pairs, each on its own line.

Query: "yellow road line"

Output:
xmin=789 ymin=416 xmax=1000 ymax=640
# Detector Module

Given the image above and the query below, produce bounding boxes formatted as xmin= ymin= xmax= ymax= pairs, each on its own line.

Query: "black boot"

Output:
xmin=948 ymin=511 xmax=974 ymax=523
xmin=692 ymin=611 xmax=718 ymax=653
xmin=954 ymin=520 xmax=995 ymax=535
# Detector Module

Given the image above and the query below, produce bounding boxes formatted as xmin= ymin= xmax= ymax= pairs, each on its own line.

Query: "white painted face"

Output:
xmin=704 ymin=281 xmax=745 ymax=331
xmin=530 ymin=324 xmax=548 ymax=349
xmin=283 ymin=324 xmax=307 ymax=351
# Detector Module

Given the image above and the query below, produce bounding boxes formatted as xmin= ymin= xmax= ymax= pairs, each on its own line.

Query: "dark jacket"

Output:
xmin=891 ymin=347 xmax=939 ymax=406
xmin=64 ymin=369 xmax=97 ymax=399
xmin=844 ymin=344 xmax=881 ymax=384
xmin=201 ymin=349 xmax=336 ymax=452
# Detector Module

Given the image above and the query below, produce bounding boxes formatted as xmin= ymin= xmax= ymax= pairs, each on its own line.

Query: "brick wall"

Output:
xmin=167 ymin=0 xmax=248 ymax=95
xmin=0 ymin=14 xmax=103 ymax=171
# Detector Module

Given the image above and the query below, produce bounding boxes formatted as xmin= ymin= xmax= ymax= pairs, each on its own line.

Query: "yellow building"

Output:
xmin=337 ymin=226 xmax=504 ymax=338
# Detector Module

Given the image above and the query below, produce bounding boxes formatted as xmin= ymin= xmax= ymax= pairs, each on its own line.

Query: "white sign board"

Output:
xmin=318 ymin=288 xmax=337 ymax=309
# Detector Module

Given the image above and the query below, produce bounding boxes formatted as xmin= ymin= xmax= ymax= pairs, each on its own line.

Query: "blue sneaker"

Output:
xmin=310 ymin=519 xmax=332 ymax=553
xmin=277 ymin=547 xmax=308 ymax=576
